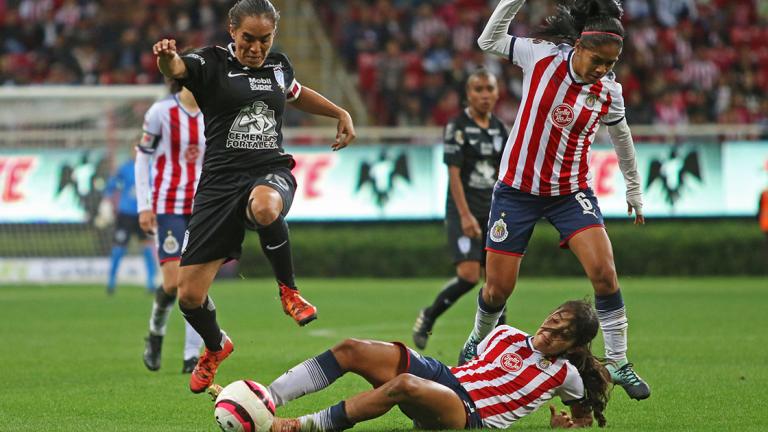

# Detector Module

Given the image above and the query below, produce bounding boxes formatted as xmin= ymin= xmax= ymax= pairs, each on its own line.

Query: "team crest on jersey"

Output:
xmin=500 ymin=352 xmax=524 ymax=372
xmin=493 ymin=135 xmax=503 ymax=152
xmin=489 ymin=217 xmax=508 ymax=242
xmin=585 ymin=93 xmax=597 ymax=108
xmin=162 ymin=231 xmax=180 ymax=254
xmin=273 ymin=66 xmax=285 ymax=92
xmin=227 ymin=101 xmax=279 ymax=150
xmin=551 ymin=104 xmax=575 ymax=128
xmin=537 ymin=358 xmax=552 ymax=370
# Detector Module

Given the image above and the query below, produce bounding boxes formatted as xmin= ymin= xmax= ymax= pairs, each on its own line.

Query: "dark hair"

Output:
xmin=534 ymin=0 xmax=624 ymax=50
xmin=466 ymin=68 xmax=497 ymax=87
xmin=557 ymin=299 xmax=611 ymax=427
xmin=228 ymin=0 xmax=280 ymax=29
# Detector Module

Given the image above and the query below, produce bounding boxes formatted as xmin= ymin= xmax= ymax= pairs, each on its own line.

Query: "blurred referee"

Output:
xmin=412 ymin=69 xmax=508 ymax=349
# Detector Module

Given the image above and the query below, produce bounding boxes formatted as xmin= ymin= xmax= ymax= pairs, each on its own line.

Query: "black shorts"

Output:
xmin=180 ymin=166 xmax=296 ymax=266
xmin=446 ymin=210 xmax=488 ymax=264
xmin=113 ymin=213 xmax=148 ymax=246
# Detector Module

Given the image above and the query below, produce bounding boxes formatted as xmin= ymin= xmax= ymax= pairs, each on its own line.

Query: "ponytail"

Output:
xmin=534 ymin=0 xmax=625 ymax=48
xmin=565 ymin=346 xmax=611 ymax=427
xmin=556 ymin=300 xmax=611 ymax=427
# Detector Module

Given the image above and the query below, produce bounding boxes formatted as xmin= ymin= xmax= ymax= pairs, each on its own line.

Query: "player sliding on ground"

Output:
xmin=458 ymin=0 xmax=650 ymax=401
xmin=250 ymin=300 xmax=611 ymax=430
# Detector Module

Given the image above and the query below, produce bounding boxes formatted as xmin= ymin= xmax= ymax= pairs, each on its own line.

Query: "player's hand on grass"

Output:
xmin=549 ymin=405 xmax=575 ymax=428
xmin=461 ymin=214 xmax=483 ymax=239
xmin=138 ymin=210 xmax=157 ymax=235
xmin=153 ymin=39 xmax=178 ymax=59
xmin=332 ymin=110 xmax=356 ymax=151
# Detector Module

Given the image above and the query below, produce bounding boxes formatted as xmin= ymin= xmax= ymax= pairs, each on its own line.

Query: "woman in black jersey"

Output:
xmin=153 ymin=0 xmax=356 ymax=394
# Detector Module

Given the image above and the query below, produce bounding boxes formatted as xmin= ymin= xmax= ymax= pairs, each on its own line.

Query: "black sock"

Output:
xmin=425 ymin=277 xmax=476 ymax=320
xmin=179 ymin=296 xmax=224 ymax=351
xmin=257 ymin=215 xmax=296 ymax=289
xmin=155 ymin=286 xmax=176 ymax=308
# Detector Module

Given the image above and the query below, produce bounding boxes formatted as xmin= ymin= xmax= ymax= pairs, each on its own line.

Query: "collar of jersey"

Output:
xmin=172 ymin=93 xmax=201 ymax=118
xmin=567 ymin=50 xmax=589 ymax=86
xmin=463 ymin=108 xmax=494 ymax=129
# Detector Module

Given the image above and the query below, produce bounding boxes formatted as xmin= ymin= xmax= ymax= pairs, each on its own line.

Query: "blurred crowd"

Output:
xmin=2 ymin=0 xmax=767 ymax=127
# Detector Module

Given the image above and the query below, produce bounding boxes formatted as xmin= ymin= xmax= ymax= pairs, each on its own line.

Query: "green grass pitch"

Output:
xmin=0 ymin=277 xmax=766 ymax=431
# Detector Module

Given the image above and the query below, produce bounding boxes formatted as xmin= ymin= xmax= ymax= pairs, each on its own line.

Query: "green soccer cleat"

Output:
xmin=605 ymin=359 xmax=651 ymax=400
xmin=457 ymin=335 xmax=480 ymax=366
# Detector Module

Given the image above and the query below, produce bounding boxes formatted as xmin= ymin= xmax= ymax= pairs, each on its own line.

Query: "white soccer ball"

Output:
xmin=214 ymin=380 xmax=276 ymax=432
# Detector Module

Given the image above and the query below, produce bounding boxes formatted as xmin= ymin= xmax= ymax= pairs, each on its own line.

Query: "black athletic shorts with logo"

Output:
xmin=179 ymin=165 xmax=296 ymax=266
xmin=113 ymin=213 xmax=149 ymax=246
xmin=445 ymin=209 xmax=489 ymax=265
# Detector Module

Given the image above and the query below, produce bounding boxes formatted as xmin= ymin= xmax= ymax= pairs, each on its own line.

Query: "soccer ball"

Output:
xmin=214 ymin=380 xmax=276 ymax=432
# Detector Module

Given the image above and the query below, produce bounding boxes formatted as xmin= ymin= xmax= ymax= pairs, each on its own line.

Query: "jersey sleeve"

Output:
xmin=510 ymin=37 xmax=559 ymax=72
xmin=179 ymin=47 xmax=218 ymax=94
xmin=556 ymin=364 xmax=586 ymax=405
xmin=476 ymin=325 xmax=521 ymax=355
xmin=443 ymin=120 xmax=464 ymax=167
xmin=276 ymin=52 xmax=303 ymax=102
xmin=138 ymin=102 xmax=163 ymax=154
xmin=600 ymin=80 xmax=626 ymax=126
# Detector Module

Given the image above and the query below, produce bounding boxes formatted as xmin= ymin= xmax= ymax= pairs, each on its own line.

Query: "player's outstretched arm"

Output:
xmin=153 ymin=38 xmax=188 ymax=79
xmin=290 ymin=86 xmax=356 ymax=151
xmin=477 ymin=0 xmax=527 ymax=57
xmin=607 ymin=118 xmax=645 ymax=225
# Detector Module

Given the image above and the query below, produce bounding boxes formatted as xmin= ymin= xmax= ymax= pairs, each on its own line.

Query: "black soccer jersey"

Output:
xmin=443 ymin=109 xmax=508 ymax=219
xmin=179 ymin=44 xmax=302 ymax=173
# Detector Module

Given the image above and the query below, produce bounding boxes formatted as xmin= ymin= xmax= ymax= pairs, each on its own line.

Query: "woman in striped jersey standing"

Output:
xmin=457 ymin=0 xmax=650 ymax=401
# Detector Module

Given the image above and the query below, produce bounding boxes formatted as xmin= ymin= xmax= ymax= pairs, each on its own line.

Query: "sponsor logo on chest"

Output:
xmin=551 ymin=103 xmax=575 ymax=128
xmin=499 ymin=352 xmax=524 ymax=372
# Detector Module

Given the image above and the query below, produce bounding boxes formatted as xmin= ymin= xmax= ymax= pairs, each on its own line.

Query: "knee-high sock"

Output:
xmin=179 ymin=296 xmax=225 ymax=352
xmin=425 ymin=277 xmax=476 ymax=320
xmin=257 ymin=216 xmax=296 ymax=289
xmin=298 ymin=401 xmax=354 ymax=432
xmin=469 ymin=290 xmax=505 ymax=342
xmin=268 ymin=350 xmax=343 ymax=407
xmin=183 ymin=321 xmax=204 ymax=360
xmin=142 ymin=245 xmax=157 ymax=291
xmin=595 ymin=290 xmax=628 ymax=361
xmin=149 ymin=287 xmax=176 ymax=336
xmin=107 ymin=246 xmax=126 ymax=292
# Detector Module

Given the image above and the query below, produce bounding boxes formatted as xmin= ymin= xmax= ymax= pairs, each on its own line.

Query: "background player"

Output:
xmin=412 ymin=69 xmax=508 ymax=350
xmin=153 ymin=0 xmax=356 ymax=394
xmin=259 ymin=299 xmax=610 ymax=430
xmin=101 ymin=152 xmax=156 ymax=295
xmin=136 ymin=80 xmax=205 ymax=374
xmin=458 ymin=0 xmax=650 ymax=401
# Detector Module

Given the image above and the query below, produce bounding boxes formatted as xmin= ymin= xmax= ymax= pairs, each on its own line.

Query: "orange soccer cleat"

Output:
xmin=189 ymin=335 xmax=234 ymax=393
xmin=279 ymin=284 xmax=318 ymax=326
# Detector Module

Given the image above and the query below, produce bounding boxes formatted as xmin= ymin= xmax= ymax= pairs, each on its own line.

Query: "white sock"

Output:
xmin=269 ymin=351 xmax=343 ymax=407
xmin=469 ymin=304 xmax=504 ymax=342
xmin=183 ymin=321 xmax=204 ymax=359
xmin=149 ymin=299 xmax=174 ymax=336
xmin=597 ymin=306 xmax=628 ymax=361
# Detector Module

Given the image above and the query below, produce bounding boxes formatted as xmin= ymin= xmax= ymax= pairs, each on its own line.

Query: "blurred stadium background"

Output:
xmin=0 ymin=0 xmax=767 ymax=430
xmin=1 ymin=0 xmax=766 ymax=283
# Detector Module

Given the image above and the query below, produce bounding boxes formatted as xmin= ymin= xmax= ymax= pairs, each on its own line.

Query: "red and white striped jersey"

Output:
xmin=137 ymin=94 xmax=206 ymax=214
xmin=499 ymin=37 xmax=625 ymax=196
xmin=450 ymin=325 xmax=584 ymax=429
